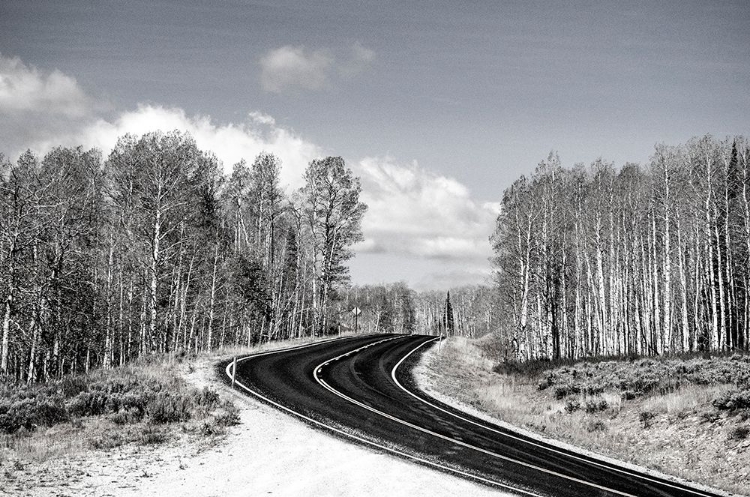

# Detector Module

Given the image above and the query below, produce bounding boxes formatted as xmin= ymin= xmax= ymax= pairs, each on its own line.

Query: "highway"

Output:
xmin=224 ymin=334 xmax=724 ymax=497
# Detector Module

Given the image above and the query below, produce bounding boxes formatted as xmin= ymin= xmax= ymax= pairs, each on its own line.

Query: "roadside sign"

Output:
xmin=351 ymin=307 xmax=361 ymax=316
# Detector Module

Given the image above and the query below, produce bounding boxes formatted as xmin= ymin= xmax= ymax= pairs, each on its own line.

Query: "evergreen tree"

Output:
xmin=444 ymin=291 xmax=455 ymax=335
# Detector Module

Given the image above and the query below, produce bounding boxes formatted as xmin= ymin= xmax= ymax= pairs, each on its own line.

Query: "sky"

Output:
xmin=1 ymin=1 xmax=749 ymax=290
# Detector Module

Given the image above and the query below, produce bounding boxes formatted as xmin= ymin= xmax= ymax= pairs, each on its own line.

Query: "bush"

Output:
xmin=193 ymin=387 xmax=220 ymax=409
xmin=139 ymin=426 xmax=168 ymax=445
xmin=60 ymin=376 xmax=88 ymax=398
xmin=640 ymin=411 xmax=655 ymax=429
xmin=701 ymin=411 xmax=720 ymax=424
xmin=585 ymin=398 xmax=609 ymax=413
xmin=587 ymin=420 xmax=607 ymax=432
xmin=68 ymin=391 xmax=109 ymax=417
xmin=118 ymin=392 xmax=148 ymax=419
xmin=214 ymin=401 xmax=241 ymax=427
xmin=110 ymin=407 xmax=143 ymax=425
xmin=146 ymin=393 xmax=192 ymax=424
xmin=199 ymin=420 xmax=225 ymax=436
xmin=564 ymin=399 xmax=581 ymax=413
xmin=621 ymin=390 xmax=639 ymax=401
xmin=554 ymin=384 xmax=580 ymax=400
xmin=712 ymin=389 xmax=750 ymax=411
xmin=729 ymin=425 xmax=750 ymax=441
xmin=0 ymin=397 xmax=68 ymax=434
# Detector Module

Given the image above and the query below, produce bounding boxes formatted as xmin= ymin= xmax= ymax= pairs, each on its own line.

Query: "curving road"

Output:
xmin=223 ymin=334 xmax=724 ymax=497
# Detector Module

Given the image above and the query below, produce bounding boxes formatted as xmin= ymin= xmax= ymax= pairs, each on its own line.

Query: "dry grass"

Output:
xmin=417 ymin=337 xmax=750 ymax=496
xmin=0 ymin=332 xmax=360 ymax=481
xmin=0 ymin=355 xmax=241 ymax=475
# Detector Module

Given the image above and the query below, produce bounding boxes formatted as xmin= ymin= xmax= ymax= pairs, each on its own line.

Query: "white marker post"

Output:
xmin=231 ymin=356 xmax=237 ymax=389
xmin=352 ymin=306 xmax=361 ymax=334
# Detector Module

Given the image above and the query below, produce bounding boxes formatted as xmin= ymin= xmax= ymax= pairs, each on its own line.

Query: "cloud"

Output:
xmin=354 ymin=157 xmax=499 ymax=264
xmin=0 ymin=54 xmax=91 ymax=116
xmin=259 ymin=43 xmax=375 ymax=93
xmin=75 ymin=106 xmax=322 ymax=189
xmin=260 ymin=46 xmax=333 ymax=93
xmin=0 ymin=54 xmax=323 ymax=189
xmin=339 ymin=42 xmax=376 ymax=78
xmin=0 ymin=53 xmax=99 ymax=158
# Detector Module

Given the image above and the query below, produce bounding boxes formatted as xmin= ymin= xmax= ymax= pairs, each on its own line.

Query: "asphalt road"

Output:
xmin=225 ymin=334 xmax=725 ymax=497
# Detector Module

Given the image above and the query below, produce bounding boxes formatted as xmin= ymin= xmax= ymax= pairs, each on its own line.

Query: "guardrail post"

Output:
xmin=231 ymin=355 xmax=237 ymax=389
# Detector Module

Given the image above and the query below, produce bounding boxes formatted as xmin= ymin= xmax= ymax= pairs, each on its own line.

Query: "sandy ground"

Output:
xmin=1 ymin=344 xmax=508 ymax=497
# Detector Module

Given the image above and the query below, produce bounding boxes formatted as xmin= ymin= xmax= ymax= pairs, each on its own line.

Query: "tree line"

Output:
xmin=491 ymin=135 xmax=750 ymax=361
xmin=0 ymin=131 xmax=366 ymax=382
xmin=341 ymin=284 xmax=499 ymax=338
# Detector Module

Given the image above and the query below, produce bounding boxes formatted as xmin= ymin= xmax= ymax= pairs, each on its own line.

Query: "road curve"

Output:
xmin=223 ymin=334 xmax=724 ymax=497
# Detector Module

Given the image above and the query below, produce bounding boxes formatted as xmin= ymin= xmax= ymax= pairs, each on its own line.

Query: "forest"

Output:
xmin=5 ymin=131 xmax=748 ymax=383
xmin=491 ymin=135 xmax=750 ymax=361
xmin=0 ymin=131 xmax=367 ymax=382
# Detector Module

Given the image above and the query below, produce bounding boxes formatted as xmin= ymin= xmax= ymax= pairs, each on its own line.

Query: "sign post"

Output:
xmin=351 ymin=307 xmax=361 ymax=334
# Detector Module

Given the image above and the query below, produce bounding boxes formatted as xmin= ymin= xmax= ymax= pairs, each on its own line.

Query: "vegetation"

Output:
xmin=342 ymin=284 xmax=498 ymax=337
xmin=418 ymin=337 xmax=750 ymax=494
xmin=0 ymin=132 xmax=366 ymax=382
xmin=0 ymin=359 xmax=239 ymax=439
xmin=491 ymin=135 xmax=750 ymax=361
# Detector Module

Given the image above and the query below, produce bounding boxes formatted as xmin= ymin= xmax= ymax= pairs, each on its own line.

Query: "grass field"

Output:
xmin=417 ymin=337 xmax=750 ymax=496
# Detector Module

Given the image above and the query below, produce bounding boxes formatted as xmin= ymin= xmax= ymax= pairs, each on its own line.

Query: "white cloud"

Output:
xmin=354 ymin=157 xmax=498 ymax=264
xmin=0 ymin=54 xmax=90 ymax=116
xmin=0 ymin=54 xmax=323 ymax=190
xmin=260 ymin=46 xmax=333 ymax=93
xmin=259 ymin=43 xmax=375 ymax=93
xmin=75 ymin=106 xmax=322 ymax=189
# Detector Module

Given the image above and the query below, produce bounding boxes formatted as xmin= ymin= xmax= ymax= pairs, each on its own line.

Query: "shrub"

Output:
xmin=712 ymin=389 xmax=750 ymax=411
xmin=701 ymin=411 xmax=720 ymax=423
xmin=110 ymin=407 xmax=143 ymax=425
xmin=582 ymin=384 xmax=604 ymax=396
xmin=214 ymin=401 xmax=241 ymax=427
xmin=729 ymin=425 xmax=750 ymax=441
xmin=0 ymin=397 xmax=68 ymax=434
xmin=193 ymin=387 xmax=220 ymax=409
xmin=554 ymin=384 xmax=580 ymax=400
xmin=60 ymin=376 xmax=88 ymax=398
xmin=585 ymin=398 xmax=609 ymax=413
xmin=639 ymin=411 xmax=655 ymax=429
xmin=587 ymin=420 xmax=607 ymax=432
xmin=621 ymin=390 xmax=638 ymax=401
xmin=564 ymin=399 xmax=581 ymax=413
xmin=199 ymin=420 xmax=225 ymax=436
xmin=118 ymin=392 xmax=148 ymax=419
xmin=146 ymin=392 xmax=192 ymax=424
xmin=139 ymin=426 xmax=168 ymax=445
xmin=68 ymin=391 xmax=109 ymax=417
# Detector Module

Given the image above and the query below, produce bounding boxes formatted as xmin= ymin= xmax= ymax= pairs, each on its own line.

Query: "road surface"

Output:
xmin=224 ymin=334 xmax=724 ymax=497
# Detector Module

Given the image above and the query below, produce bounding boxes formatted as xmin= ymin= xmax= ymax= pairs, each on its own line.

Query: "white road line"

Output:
xmin=391 ymin=338 xmax=722 ymax=497
xmin=313 ymin=337 xmax=635 ymax=497
xmin=225 ymin=335 xmax=538 ymax=496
